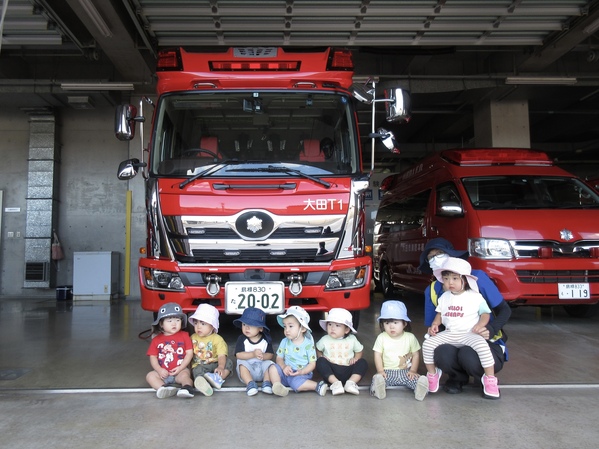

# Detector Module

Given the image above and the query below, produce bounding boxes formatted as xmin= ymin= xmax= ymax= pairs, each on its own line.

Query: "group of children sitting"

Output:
xmin=146 ymin=257 xmax=501 ymax=400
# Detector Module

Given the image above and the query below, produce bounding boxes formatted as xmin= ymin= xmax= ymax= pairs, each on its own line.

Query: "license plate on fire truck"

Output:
xmin=558 ymin=283 xmax=590 ymax=299
xmin=225 ymin=282 xmax=285 ymax=314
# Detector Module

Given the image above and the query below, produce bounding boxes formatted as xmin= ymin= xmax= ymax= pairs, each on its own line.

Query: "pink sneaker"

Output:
xmin=482 ymin=374 xmax=500 ymax=399
xmin=427 ymin=368 xmax=442 ymax=393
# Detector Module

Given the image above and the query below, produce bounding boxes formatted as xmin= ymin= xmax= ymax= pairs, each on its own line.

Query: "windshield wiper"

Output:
xmin=228 ymin=165 xmax=331 ymax=188
xmin=179 ymin=159 xmax=239 ymax=189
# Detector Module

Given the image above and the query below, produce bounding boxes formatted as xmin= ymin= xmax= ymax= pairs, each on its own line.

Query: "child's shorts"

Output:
xmin=274 ymin=363 xmax=313 ymax=392
xmin=236 ymin=359 xmax=274 ymax=382
xmin=192 ymin=357 xmax=233 ymax=378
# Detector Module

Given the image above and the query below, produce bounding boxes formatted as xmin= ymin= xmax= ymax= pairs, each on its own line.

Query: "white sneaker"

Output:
xmin=371 ymin=374 xmax=386 ymax=399
xmin=193 ymin=376 xmax=214 ymax=396
xmin=415 ymin=376 xmax=429 ymax=401
xmin=344 ymin=380 xmax=360 ymax=395
xmin=330 ymin=380 xmax=345 ymax=396
xmin=272 ymin=381 xmax=289 ymax=397
xmin=156 ymin=385 xmax=178 ymax=399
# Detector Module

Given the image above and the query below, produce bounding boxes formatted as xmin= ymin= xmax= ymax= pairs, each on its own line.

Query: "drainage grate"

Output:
xmin=0 ymin=369 xmax=31 ymax=380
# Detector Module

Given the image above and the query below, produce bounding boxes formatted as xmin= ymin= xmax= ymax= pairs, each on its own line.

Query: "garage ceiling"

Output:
xmin=2 ymin=0 xmax=599 ymax=166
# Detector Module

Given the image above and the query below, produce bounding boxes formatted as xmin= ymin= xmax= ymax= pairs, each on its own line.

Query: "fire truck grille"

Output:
xmin=190 ymin=248 xmax=324 ymax=262
xmin=183 ymin=227 xmax=340 ymax=239
xmin=516 ymin=270 xmax=599 ymax=283
xmin=512 ymin=240 xmax=599 ymax=258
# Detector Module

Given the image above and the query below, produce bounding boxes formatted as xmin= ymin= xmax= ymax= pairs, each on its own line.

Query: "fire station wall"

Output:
xmin=0 ymin=106 xmax=146 ymax=298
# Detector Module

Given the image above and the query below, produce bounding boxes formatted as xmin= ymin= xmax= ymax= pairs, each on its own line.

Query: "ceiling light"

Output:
xmin=60 ymin=82 xmax=135 ymax=91
xmin=77 ymin=0 xmax=113 ymax=38
xmin=505 ymin=76 xmax=577 ymax=85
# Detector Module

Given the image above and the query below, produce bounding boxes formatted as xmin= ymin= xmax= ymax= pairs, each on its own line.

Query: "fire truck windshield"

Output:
xmin=150 ymin=91 xmax=360 ymax=178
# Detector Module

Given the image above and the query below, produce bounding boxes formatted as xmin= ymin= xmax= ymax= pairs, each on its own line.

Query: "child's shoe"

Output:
xmin=482 ymin=374 xmax=501 ymax=399
xmin=344 ymin=380 xmax=360 ymax=395
xmin=370 ymin=373 xmax=386 ymax=399
xmin=246 ymin=381 xmax=258 ymax=396
xmin=261 ymin=381 xmax=273 ymax=395
xmin=330 ymin=380 xmax=344 ymax=396
xmin=176 ymin=385 xmax=195 ymax=398
xmin=193 ymin=376 xmax=214 ymax=396
xmin=315 ymin=380 xmax=328 ymax=396
xmin=414 ymin=376 xmax=429 ymax=401
xmin=156 ymin=385 xmax=178 ymax=399
xmin=272 ymin=381 xmax=289 ymax=397
xmin=427 ymin=368 xmax=442 ymax=393
xmin=204 ymin=372 xmax=225 ymax=389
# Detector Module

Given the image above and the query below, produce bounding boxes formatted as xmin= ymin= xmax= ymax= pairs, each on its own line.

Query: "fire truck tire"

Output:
xmin=563 ymin=304 xmax=598 ymax=318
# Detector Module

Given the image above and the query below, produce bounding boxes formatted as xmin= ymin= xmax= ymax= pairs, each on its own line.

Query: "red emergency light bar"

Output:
xmin=442 ymin=149 xmax=553 ymax=166
xmin=209 ymin=61 xmax=300 ymax=71
xmin=327 ymin=49 xmax=353 ymax=71
xmin=157 ymin=50 xmax=183 ymax=71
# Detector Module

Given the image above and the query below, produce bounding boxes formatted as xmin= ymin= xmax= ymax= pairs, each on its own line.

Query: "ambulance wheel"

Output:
xmin=380 ymin=265 xmax=394 ymax=298
xmin=563 ymin=304 xmax=598 ymax=318
xmin=351 ymin=310 xmax=360 ymax=330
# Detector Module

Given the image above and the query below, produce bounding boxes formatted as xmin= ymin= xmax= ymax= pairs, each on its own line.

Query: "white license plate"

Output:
xmin=224 ymin=281 xmax=285 ymax=314
xmin=558 ymin=283 xmax=590 ymax=299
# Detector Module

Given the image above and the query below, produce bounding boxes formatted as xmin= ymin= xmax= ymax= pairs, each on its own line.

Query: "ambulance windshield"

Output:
xmin=462 ymin=176 xmax=599 ymax=209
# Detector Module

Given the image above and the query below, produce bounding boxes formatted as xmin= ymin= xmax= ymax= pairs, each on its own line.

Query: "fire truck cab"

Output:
xmin=115 ymin=47 xmax=409 ymax=324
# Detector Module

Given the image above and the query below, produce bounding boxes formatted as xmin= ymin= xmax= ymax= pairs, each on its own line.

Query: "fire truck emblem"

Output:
xmin=247 ymin=216 xmax=263 ymax=233
xmin=560 ymin=228 xmax=573 ymax=241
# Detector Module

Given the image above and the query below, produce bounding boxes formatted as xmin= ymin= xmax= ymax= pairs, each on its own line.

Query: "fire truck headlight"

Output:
xmin=143 ymin=269 xmax=185 ymax=291
xmin=325 ymin=266 xmax=368 ymax=290
xmin=469 ymin=238 xmax=513 ymax=260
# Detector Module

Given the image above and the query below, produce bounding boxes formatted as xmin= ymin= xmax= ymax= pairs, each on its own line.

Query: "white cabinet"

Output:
xmin=73 ymin=252 xmax=119 ymax=300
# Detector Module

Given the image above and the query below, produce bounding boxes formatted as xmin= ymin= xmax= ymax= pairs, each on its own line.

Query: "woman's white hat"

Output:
xmin=433 ymin=257 xmax=479 ymax=293
xmin=319 ymin=308 xmax=357 ymax=334
xmin=277 ymin=306 xmax=311 ymax=332
xmin=188 ymin=303 xmax=220 ymax=332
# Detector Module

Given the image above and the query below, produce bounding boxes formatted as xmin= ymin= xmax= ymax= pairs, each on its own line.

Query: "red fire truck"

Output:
xmin=116 ymin=47 xmax=408 ymax=323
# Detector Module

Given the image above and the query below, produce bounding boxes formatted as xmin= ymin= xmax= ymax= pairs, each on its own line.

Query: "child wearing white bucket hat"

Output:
xmin=371 ymin=300 xmax=429 ymax=401
xmin=422 ymin=257 xmax=500 ymax=399
xmin=189 ymin=304 xmax=233 ymax=396
xmin=267 ymin=306 xmax=328 ymax=397
xmin=315 ymin=308 xmax=368 ymax=395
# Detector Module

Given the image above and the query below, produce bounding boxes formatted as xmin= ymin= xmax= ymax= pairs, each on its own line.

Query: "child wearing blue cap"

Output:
xmin=146 ymin=302 xmax=195 ymax=399
xmin=371 ymin=300 xmax=429 ymax=401
xmin=233 ymin=307 xmax=275 ymax=396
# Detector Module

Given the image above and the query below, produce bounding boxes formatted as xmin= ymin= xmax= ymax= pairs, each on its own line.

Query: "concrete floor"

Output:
xmin=1 ymin=291 xmax=598 ymax=449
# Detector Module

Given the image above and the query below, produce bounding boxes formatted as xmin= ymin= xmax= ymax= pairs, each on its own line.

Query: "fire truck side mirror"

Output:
xmin=115 ymin=104 xmax=138 ymax=141
xmin=383 ymin=88 xmax=411 ymax=123
xmin=117 ymin=158 xmax=146 ymax=180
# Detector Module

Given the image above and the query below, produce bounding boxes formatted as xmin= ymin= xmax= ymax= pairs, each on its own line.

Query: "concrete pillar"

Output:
xmin=474 ymin=99 xmax=530 ymax=148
